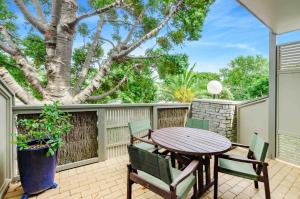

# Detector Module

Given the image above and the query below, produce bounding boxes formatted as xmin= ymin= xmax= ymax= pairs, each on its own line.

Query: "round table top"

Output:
xmin=151 ymin=127 xmax=232 ymax=156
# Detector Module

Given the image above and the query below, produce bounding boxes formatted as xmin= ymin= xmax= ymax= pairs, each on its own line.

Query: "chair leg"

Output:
xmin=213 ymin=156 xmax=218 ymax=199
xmin=263 ymin=165 xmax=271 ymax=199
xmin=127 ymin=165 xmax=133 ymax=199
xmin=171 ymin=152 xmax=176 ymax=168
xmin=192 ymin=183 xmax=197 ymax=199
xmin=192 ymin=170 xmax=198 ymax=199
xmin=127 ymin=180 xmax=132 ymax=199
xmin=178 ymin=162 xmax=183 ymax=170
xmin=254 ymin=180 xmax=259 ymax=189
xmin=170 ymin=190 xmax=177 ymax=199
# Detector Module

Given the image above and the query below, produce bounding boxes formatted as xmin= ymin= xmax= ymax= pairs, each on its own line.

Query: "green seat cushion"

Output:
xmin=134 ymin=142 xmax=157 ymax=152
xmin=138 ymin=168 xmax=196 ymax=199
xmin=219 ymin=155 xmax=258 ymax=180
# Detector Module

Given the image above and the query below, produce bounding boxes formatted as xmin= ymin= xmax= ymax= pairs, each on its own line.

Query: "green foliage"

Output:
xmin=248 ymin=75 xmax=269 ymax=98
xmin=157 ymin=36 xmax=171 ymax=50
xmin=218 ymin=87 xmax=234 ymax=100
xmin=220 ymin=55 xmax=269 ymax=100
xmin=78 ymin=23 xmax=89 ymax=37
xmin=22 ymin=34 xmax=46 ymax=67
xmin=89 ymin=60 xmax=157 ymax=103
xmin=0 ymin=0 xmax=16 ymax=31
xmin=120 ymin=67 xmax=157 ymax=103
xmin=173 ymin=0 xmax=215 ymax=41
xmin=142 ymin=16 xmax=159 ymax=34
xmin=89 ymin=0 xmax=214 ymax=50
xmin=12 ymin=102 xmax=73 ymax=156
xmin=71 ymin=45 xmax=104 ymax=85
xmin=148 ymin=50 xmax=189 ymax=79
xmin=161 ymin=65 xmax=198 ymax=103
xmin=0 ymin=52 xmax=43 ymax=99
xmin=193 ymin=72 xmax=220 ymax=97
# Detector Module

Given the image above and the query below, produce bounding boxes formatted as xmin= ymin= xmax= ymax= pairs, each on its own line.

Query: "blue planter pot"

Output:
xmin=17 ymin=140 xmax=57 ymax=199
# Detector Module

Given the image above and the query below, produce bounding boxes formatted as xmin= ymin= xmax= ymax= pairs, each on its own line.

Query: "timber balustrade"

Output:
xmin=12 ymin=103 xmax=189 ymax=178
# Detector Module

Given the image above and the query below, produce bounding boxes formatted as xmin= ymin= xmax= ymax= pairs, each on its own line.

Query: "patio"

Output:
xmin=1 ymin=1 xmax=300 ymax=199
xmin=4 ymin=148 xmax=300 ymax=199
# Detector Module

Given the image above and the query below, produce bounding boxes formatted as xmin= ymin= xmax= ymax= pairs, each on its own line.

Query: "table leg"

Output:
xmin=196 ymin=156 xmax=215 ymax=198
xmin=197 ymin=158 xmax=204 ymax=196
xmin=205 ymin=156 xmax=211 ymax=185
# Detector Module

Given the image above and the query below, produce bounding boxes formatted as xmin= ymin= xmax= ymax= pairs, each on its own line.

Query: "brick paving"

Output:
xmin=4 ymin=148 xmax=300 ymax=199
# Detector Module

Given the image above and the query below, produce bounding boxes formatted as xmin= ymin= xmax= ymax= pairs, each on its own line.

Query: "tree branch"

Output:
xmin=0 ymin=41 xmax=16 ymax=55
xmin=123 ymin=9 xmax=146 ymax=44
xmin=74 ymin=16 xmax=105 ymax=92
xmin=72 ymin=59 xmax=112 ymax=103
xmin=100 ymin=37 xmax=116 ymax=48
xmin=114 ymin=0 xmax=184 ymax=59
xmin=69 ymin=0 xmax=125 ymax=26
xmin=31 ymin=0 xmax=46 ymax=23
xmin=125 ymin=55 xmax=161 ymax=60
xmin=50 ymin=0 xmax=62 ymax=28
xmin=87 ymin=76 xmax=127 ymax=101
xmin=0 ymin=26 xmax=45 ymax=97
xmin=0 ymin=67 xmax=41 ymax=104
xmin=104 ymin=19 xmax=134 ymax=26
xmin=13 ymin=0 xmax=47 ymax=33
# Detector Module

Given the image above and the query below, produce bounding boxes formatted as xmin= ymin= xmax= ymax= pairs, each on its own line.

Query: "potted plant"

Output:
xmin=12 ymin=102 xmax=73 ymax=199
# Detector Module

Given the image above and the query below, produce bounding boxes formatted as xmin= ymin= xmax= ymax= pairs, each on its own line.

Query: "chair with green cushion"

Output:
xmin=185 ymin=118 xmax=209 ymax=130
xmin=127 ymin=145 xmax=199 ymax=199
xmin=214 ymin=133 xmax=270 ymax=199
xmin=128 ymin=119 xmax=157 ymax=152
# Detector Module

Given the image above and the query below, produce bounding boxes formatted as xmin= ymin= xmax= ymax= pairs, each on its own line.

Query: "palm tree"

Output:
xmin=161 ymin=65 xmax=198 ymax=103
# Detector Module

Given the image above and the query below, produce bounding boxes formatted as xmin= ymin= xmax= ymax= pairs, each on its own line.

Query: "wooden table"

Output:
xmin=151 ymin=127 xmax=232 ymax=197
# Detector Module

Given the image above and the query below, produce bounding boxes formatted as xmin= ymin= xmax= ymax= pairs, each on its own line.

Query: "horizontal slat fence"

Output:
xmin=12 ymin=103 xmax=189 ymax=178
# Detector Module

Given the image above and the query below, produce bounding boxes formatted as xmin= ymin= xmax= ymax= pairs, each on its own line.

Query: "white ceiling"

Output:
xmin=238 ymin=0 xmax=300 ymax=34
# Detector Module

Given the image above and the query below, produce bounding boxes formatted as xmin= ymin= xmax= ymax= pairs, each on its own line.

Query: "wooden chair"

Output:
xmin=214 ymin=133 xmax=270 ymax=199
xmin=185 ymin=118 xmax=209 ymax=130
xmin=128 ymin=119 xmax=157 ymax=152
xmin=127 ymin=145 xmax=199 ymax=199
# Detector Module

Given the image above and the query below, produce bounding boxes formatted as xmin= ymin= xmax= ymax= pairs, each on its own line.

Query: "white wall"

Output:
xmin=0 ymin=80 xmax=13 ymax=198
xmin=238 ymin=98 xmax=269 ymax=145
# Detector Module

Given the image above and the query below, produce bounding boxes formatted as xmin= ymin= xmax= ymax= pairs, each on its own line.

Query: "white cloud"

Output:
xmin=189 ymin=41 xmax=258 ymax=53
xmin=224 ymin=43 xmax=257 ymax=52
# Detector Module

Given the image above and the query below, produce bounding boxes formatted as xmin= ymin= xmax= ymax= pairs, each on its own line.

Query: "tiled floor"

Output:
xmin=4 ymin=148 xmax=300 ymax=199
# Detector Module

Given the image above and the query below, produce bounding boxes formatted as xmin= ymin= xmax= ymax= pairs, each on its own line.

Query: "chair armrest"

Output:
xmin=231 ymin=142 xmax=250 ymax=148
xmin=170 ymin=160 xmax=199 ymax=188
xmin=140 ymin=134 xmax=149 ymax=138
xmin=133 ymin=136 xmax=156 ymax=145
xmin=218 ymin=154 xmax=268 ymax=166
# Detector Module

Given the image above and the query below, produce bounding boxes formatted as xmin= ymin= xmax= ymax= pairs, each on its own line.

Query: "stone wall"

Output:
xmin=191 ymin=99 xmax=241 ymax=142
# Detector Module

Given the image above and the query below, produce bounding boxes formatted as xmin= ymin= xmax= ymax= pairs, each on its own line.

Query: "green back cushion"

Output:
xmin=127 ymin=145 xmax=173 ymax=184
xmin=186 ymin=118 xmax=209 ymax=130
xmin=128 ymin=120 xmax=151 ymax=135
xmin=250 ymin=133 xmax=269 ymax=161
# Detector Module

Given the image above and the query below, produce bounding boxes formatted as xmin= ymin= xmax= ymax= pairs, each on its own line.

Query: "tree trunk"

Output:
xmin=44 ymin=0 xmax=77 ymax=102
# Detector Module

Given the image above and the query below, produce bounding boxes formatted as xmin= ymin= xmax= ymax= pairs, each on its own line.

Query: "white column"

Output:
xmin=268 ymin=32 xmax=277 ymax=159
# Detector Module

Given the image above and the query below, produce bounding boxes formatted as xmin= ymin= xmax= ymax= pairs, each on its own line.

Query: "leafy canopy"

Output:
xmin=0 ymin=0 xmax=215 ymax=103
xmin=220 ymin=55 xmax=269 ymax=100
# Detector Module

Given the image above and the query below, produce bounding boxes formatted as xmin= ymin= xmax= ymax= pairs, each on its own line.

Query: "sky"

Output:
xmin=8 ymin=0 xmax=300 ymax=73
xmin=170 ymin=0 xmax=300 ymax=72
